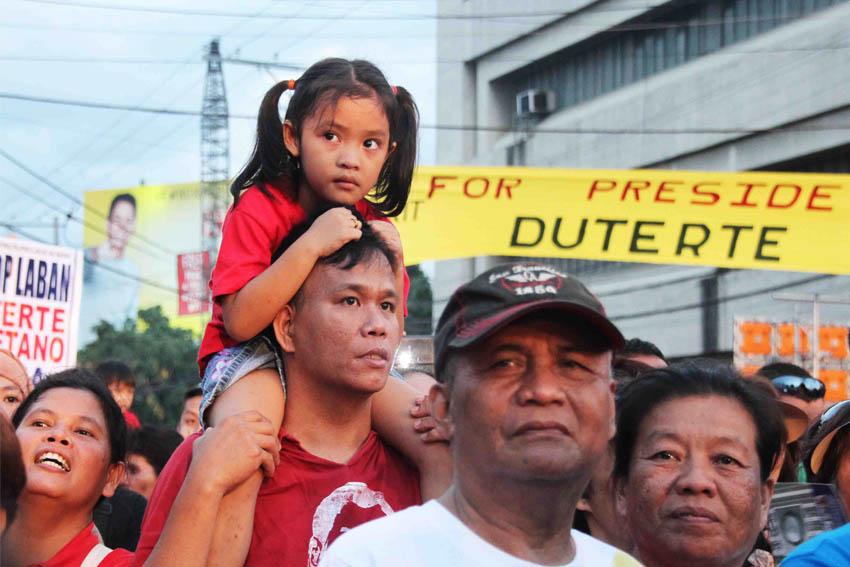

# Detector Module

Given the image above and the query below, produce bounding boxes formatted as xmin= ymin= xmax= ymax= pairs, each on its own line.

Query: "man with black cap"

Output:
xmin=321 ymin=262 xmax=641 ymax=566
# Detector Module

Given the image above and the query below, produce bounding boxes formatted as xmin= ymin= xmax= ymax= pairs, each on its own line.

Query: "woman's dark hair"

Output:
xmin=802 ymin=401 xmax=850 ymax=483
xmin=1 ymin=414 xmax=26 ymax=526
xmin=127 ymin=426 xmax=184 ymax=475
xmin=231 ymin=58 xmax=418 ymax=218
xmin=13 ymin=368 xmax=127 ymax=465
xmin=614 ymin=361 xmax=785 ymax=483
xmin=108 ymin=193 xmax=136 ymax=218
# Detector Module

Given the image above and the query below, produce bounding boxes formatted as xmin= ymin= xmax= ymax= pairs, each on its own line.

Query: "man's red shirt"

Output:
xmin=134 ymin=430 xmax=420 ymax=567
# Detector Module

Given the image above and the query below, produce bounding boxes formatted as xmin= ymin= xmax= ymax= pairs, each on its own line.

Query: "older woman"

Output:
xmin=614 ymin=362 xmax=785 ymax=567
xmin=1 ymin=369 xmax=132 ymax=567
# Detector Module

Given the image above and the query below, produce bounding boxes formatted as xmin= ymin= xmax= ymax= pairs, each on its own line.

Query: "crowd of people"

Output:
xmin=2 ymin=56 xmax=849 ymax=567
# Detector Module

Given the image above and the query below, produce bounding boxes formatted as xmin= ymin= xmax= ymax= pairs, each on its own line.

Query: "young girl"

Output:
xmin=196 ymin=58 xmax=450 ymax=564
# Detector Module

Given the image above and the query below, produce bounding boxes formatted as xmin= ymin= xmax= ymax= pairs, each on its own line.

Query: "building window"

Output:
xmin=509 ymin=0 xmax=845 ymax=118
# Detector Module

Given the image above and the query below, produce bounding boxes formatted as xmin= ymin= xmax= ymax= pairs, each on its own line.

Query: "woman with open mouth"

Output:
xmin=1 ymin=368 xmax=132 ymax=567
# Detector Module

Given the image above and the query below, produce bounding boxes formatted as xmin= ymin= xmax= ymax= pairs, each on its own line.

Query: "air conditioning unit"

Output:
xmin=516 ymin=89 xmax=555 ymax=117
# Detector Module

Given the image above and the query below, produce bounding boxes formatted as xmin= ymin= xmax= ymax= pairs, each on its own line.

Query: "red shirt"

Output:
xmin=134 ymin=430 xmax=420 ymax=567
xmin=198 ymin=182 xmax=409 ymax=374
xmin=29 ymin=523 xmax=133 ymax=567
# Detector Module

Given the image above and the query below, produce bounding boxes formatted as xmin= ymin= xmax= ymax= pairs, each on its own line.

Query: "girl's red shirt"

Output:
xmin=197 ymin=181 xmax=409 ymax=375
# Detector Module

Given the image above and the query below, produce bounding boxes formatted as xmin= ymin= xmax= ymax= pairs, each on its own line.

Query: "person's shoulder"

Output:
xmin=320 ymin=502 xmax=439 ymax=565
xmin=782 ymin=523 xmax=850 ymax=566
xmin=571 ymin=530 xmax=644 ymax=567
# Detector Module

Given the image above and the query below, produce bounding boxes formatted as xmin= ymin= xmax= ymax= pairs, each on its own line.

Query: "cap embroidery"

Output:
xmin=490 ymin=264 xmax=564 ymax=296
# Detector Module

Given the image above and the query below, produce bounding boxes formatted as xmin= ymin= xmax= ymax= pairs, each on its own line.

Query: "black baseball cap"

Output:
xmin=434 ymin=262 xmax=625 ymax=376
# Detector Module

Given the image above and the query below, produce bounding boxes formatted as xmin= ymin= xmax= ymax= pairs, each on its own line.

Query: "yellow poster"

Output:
xmin=81 ymin=167 xmax=850 ymax=342
xmin=82 ymin=183 xmax=206 ymax=341
xmin=397 ymin=167 xmax=850 ymax=273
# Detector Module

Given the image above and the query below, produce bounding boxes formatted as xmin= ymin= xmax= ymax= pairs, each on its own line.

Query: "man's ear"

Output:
xmin=429 ymin=383 xmax=454 ymax=442
xmin=758 ymin=477 xmax=775 ymax=529
xmin=614 ymin=475 xmax=628 ymax=523
xmin=607 ymin=379 xmax=616 ymax=442
xmin=283 ymin=120 xmax=300 ymax=158
xmin=101 ymin=462 xmax=125 ymax=499
xmin=274 ymin=304 xmax=296 ymax=354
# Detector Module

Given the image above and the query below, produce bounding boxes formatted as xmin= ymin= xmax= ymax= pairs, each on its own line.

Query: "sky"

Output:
xmin=0 ymin=0 xmax=437 ymax=248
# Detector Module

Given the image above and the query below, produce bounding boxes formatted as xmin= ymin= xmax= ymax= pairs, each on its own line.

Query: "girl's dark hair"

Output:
xmin=232 ymin=58 xmax=418 ymax=218
xmin=1 ymin=414 xmax=26 ymax=526
xmin=13 ymin=368 xmax=127 ymax=465
xmin=614 ymin=360 xmax=784 ymax=483
xmin=108 ymin=193 xmax=136 ymax=217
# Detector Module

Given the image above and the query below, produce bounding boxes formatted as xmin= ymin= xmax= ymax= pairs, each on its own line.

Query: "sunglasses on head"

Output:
xmin=771 ymin=375 xmax=826 ymax=401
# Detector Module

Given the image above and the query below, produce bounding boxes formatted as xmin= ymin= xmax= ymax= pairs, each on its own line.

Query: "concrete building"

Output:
xmin=432 ymin=0 xmax=850 ymax=361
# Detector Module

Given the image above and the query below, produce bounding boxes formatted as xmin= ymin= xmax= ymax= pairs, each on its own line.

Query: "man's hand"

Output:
xmin=190 ymin=411 xmax=281 ymax=495
xmin=411 ymin=395 xmax=451 ymax=443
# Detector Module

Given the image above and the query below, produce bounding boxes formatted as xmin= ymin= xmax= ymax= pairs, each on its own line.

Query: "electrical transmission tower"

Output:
xmin=200 ymin=38 xmax=229 ymax=285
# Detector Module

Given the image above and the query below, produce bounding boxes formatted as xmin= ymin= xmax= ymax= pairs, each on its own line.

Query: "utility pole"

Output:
xmin=200 ymin=38 xmax=229 ymax=289
xmin=772 ymin=292 xmax=850 ymax=378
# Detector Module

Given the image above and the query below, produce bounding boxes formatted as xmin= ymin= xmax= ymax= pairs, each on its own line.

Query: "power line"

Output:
xmin=611 ymin=274 xmax=837 ymax=321
xmin=5 ymin=91 xmax=850 ymax=135
xmin=17 ymin=0 xmax=653 ymax=20
xmin=0 ymin=176 xmax=175 ymax=264
xmin=0 ymin=148 xmax=178 ymax=257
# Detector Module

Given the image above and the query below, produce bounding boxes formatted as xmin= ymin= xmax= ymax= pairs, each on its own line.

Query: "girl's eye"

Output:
xmin=76 ymin=429 xmax=93 ymax=437
xmin=342 ymin=297 xmax=358 ymax=306
xmin=323 ymin=132 xmax=338 ymax=142
xmin=380 ymin=301 xmax=395 ymax=312
xmin=364 ymin=139 xmax=379 ymax=149
xmin=31 ymin=420 xmax=47 ymax=428
xmin=3 ymin=395 xmax=20 ymax=404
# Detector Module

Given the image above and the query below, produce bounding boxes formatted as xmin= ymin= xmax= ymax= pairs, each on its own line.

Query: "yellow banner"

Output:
xmin=396 ymin=167 xmax=850 ymax=274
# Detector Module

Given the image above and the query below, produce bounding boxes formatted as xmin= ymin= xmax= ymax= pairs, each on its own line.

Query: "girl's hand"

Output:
xmin=368 ymin=220 xmax=403 ymax=265
xmin=304 ymin=207 xmax=363 ymax=258
xmin=411 ymin=395 xmax=451 ymax=443
xmin=190 ymin=411 xmax=281 ymax=494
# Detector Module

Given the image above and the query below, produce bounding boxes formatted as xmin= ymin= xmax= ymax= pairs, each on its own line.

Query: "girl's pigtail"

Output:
xmin=375 ymin=85 xmax=419 ymax=217
xmin=230 ymin=80 xmax=297 ymax=206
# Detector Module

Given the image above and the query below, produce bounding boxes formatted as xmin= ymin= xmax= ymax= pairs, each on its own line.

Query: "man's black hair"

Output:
xmin=621 ymin=338 xmax=666 ymax=363
xmin=757 ymin=361 xmax=812 ymax=379
xmin=13 ymin=368 xmax=127 ymax=464
xmin=95 ymin=359 xmax=136 ymax=388
xmin=127 ymin=426 xmax=184 ymax=475
xmin=614 ymin=360 xmax=784 ymax=483
xmin=108 ymin=193 xmax=136 ymax=218
xmin=271 ymin=205 xmax=396 ymax=273
xmin=184 ymin=386 xmax=202 ymax=400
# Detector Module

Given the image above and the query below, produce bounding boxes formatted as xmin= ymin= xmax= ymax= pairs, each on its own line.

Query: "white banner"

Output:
xmin=0 ymin=236 xmax=84 ymax=382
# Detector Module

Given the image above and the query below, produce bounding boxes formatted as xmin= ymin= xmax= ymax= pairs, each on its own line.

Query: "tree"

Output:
xmin=78 ymin=306 xmax=200 ymax=427
xmin=405 ymin=264 xmax=433 ymax=335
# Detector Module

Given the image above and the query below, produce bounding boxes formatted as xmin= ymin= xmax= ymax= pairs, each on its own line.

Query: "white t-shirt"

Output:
xmin=319 ymin=500 xmax=642 ymax=567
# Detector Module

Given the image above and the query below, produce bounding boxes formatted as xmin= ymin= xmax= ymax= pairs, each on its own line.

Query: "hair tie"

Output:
xmin=287 ymin=79 xmax=296 ymax=90
xmin=391 ymin=85 xmax=398 ymax=96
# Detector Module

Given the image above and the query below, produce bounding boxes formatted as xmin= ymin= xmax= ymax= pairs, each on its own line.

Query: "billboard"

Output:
xmin=0 ymin=236 xmax=83 ymax=381
xmin=81 ymin=167 xmax=850 ymax=347
xmin=81 ymin=183 xmax=208 ymax=345
xmin=734 ymin=317 xmax=850 ymax=401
